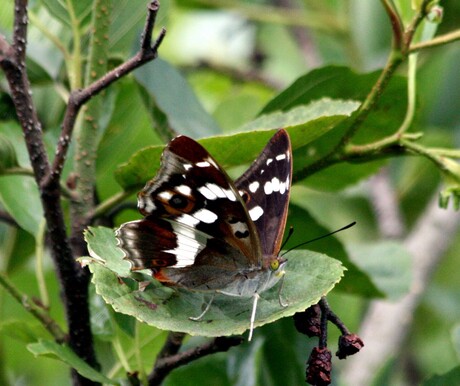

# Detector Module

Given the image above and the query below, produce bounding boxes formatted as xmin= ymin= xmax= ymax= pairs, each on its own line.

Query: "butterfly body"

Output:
xmin=116 ymin=129 xmax=292 ymax=338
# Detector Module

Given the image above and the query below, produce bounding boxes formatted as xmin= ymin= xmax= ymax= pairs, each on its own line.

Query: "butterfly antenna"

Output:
xmin=281 ymin=221 xmax=356 ymax=257
xmin=280 ymin=226 xmax=294 ymax=251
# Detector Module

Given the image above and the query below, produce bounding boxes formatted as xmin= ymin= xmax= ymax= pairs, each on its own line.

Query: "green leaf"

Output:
xmin=89 ymin=285 xmax=115 ymax=341
xmin=86 ymin=227 xmax=344 ymax=338
xmin=0 ymin=122 xmax=43 ymax=236
xmin=96 ymin=81 xmax=162 ymax=200
xmin=27 ymin=339 xmax=116 ymax=384
xmin=345 ymin=241 xmax=412 ymax=300
xmin=422 ymin=366 xmax=460 ymax=386
xmin=134 ymin=58 xmax=222 ymax=138
xmin=38 ymin=0 xmax=93 ymax=27
xmin=83 ymin=227 xmax=132 ymax=277
xmin=287 ymin=201 xmax=382 ymax=298
xmin=260 ymin=66 xmax=408 ymax=189
xmin=451 ymin=323 xmax=460 ymax=358
xmin=0 ymin=320 xmax=47 ymax=344
xmin=114 ymin=99 xmax=359 ymax=190
xmin=240 ymin=98 xmax=360 ymax=132
xmin=0 ymin=133 xmax=19 ymax=171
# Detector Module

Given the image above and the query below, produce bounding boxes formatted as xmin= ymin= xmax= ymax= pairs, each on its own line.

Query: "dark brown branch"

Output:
xmin=45 ymin=0 xmax=166 ymax=189
xmin=13 ymin=0 xmax=28 ymax=64
xmin=148 ymin=336 xmax=243 ymax=385
xmin=381 ymin=0 xmax=404 ymax=51
xmin=1 ymin=2 xmax=100 ymax=384
xmin=156 ymin=332 xmax=186 ymax=361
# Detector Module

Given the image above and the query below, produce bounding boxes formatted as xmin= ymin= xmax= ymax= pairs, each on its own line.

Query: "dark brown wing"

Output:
xmin=116 ymin=135 xmax=262 ymax=272
xmin=235 ymin=129 xmax=292 ymax=256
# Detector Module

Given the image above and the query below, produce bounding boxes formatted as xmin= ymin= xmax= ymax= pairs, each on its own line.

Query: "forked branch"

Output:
xmin=44 ymin=0 xmax=166 ymax=189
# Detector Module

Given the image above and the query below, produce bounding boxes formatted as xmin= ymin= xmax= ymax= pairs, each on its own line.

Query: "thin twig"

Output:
xmin=410 ymin=29 xmax=460 ymax=53
xmin=380 ymin=0 xmax=404 ymax=51
xmin=148 ymin=336 xmax=243 ymax=385
xmin=0 ymin=272 xmax=67 ymax=342
xmin=45 ymin=1 xmax=166 ymax=189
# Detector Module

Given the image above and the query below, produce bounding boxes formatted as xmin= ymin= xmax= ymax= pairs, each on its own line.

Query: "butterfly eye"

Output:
xmin=269 ymin=259 xmax=279 ymax=271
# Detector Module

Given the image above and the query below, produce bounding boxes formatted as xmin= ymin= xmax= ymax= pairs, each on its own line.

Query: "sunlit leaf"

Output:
xmin=114 ymin=99 xmax=359 ymax=190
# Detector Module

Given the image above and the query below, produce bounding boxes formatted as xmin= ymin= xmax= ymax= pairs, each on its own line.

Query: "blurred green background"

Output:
xmin=1 ymin=0 xmax=459 ymax=385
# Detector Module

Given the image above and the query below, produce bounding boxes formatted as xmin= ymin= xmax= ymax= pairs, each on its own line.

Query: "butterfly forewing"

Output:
xmin=125 ymin=135 xmax=262 ymax=270
xmin=235 ymin=130 xmax=292 ymax=256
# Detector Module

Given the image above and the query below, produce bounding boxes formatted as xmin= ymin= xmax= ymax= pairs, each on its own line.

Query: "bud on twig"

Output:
xmin=336 ymin=333 xmax=364 ymax=359
xmin=293 ymin=304 xmax=321 ymax=337
xmin=306 ymin=346 xmax=332 ymax=386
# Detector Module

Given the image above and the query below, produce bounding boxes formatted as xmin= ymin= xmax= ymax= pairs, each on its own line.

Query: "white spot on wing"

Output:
xmin=198 ymin=185 xmax=218 ymax=200
xmin=206 ymin=183 xmax=227 ymax=198
xmin=230 ymin=221 xmax=248 ymax=235
xmin=224 ymin=189 xmax=237 ymax=201
xmin=280 ymin=181 xmax=286 ymax=194
xmin=184 ymin=164 xmax=193 ymax=170
xmin=193 ymin=208 xmax=218 ymax=224
xmin=266 ymin=158 xmax=273 ymax=165
xmin=249 ymin=206 xmax=264 ymax=221
xmin=271 ymin=177 xmax=280 ymax=192
xmin=176 ymin=185 xmax=192 ymax=196
xmin=196 ymin=161 xmax=211 ymax=168
xmin=264 ymin=181 xmax=273 ymax=195
xmin=249 ymin=181 xmax=259 ymax=193
xmin=158 ymin=191 xmax=173 ymax=201
xmin=141 ymin=198 xmax=156 ymax=213
xmin=276 ymin=153 xmax=286 ymax=161
xmin=164 ymin=221 xmax=208 ymax=268
xmin=177 ymin=214 xmax=200 ymax=227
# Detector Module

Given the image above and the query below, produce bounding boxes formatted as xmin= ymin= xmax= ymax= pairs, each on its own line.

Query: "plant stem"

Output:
xmin=91 ymin=190 xmax=134 ymax=220
xmin=0 ymin=272 xmax=66 ymax=341
xmin=66 ymin=0 xmax=82 ymax=89
xmin=409 ymin=29 xmax=460 ymax=52
xmin=70 ymin=0 xmax=111 ymax=246
xmin=35 ymin=218 xmax=50 ymax=308
xmin=396 ymin=53 xmax=418 ymax=135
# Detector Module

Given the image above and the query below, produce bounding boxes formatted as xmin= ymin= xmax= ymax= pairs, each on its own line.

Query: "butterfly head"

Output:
xmin=256 ymin=255 xmax=287 ymax=293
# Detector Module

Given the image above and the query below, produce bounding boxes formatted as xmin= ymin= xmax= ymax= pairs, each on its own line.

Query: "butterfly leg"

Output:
xmin=277 ymin=275 xmax=289 ymax=308
xmin=189 ymin=293 xmax=215 ymax=321
xmin=248 ymin=293 xmax=260 ymax=341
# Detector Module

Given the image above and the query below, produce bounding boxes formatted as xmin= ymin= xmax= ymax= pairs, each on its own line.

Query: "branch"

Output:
xmin=381 ymin=0 xmax=404 ymax=51
xmin=148 ymin=336 xmax=243 ymax=385
xmin=12 ymin=0 xmax=28 ymax=64
xmin=341 ymin=193 xmax=460 ymax=385
xmin=410 ymin=29 xmax=460 ymax=53
xmin=0 ymin=272 xmax=67 ymax=341
xmin=1 ymin=1 xmax=101 ymax=381
xmin=45 ymin=0 xmax=166 ymax=189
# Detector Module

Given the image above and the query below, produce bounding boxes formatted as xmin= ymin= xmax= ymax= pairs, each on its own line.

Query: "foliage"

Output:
xmin=0 ymin=0 xmax=460 ymax=385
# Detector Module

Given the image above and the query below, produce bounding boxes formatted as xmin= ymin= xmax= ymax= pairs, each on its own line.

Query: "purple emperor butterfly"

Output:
xmin=115 ymin=129 xmax=292 ymax=340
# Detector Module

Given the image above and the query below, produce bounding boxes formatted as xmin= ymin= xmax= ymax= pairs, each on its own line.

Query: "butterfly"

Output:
xmin=115 ymin=129 xmax=292 ymax=340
